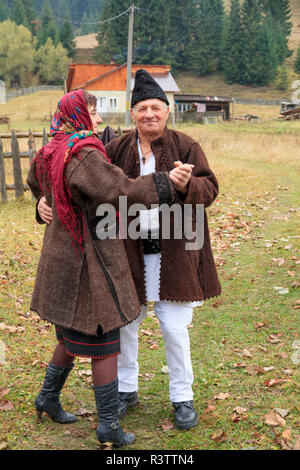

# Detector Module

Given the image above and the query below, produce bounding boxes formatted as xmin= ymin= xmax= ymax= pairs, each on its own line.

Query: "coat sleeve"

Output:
xmin=182 ymin=142 xmax=219 ymax=208
xmin=66 ymin=149 xmax=175 ymax=210
xmin=26 ymin=158 xmax=42 ymax=201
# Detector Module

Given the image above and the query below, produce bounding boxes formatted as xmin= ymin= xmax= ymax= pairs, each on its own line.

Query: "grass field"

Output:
xmin=0 ymin=93 xmax=299 ymax=450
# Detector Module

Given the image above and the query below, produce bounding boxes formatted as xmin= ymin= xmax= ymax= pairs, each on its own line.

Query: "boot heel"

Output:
xmin=36 ymin=408 xmax=43 ymax=422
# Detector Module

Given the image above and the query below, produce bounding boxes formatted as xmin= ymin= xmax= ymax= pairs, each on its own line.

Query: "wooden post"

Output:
xmin=28 ymin=129 xmax=36 ymax=163
xmin=0 ymin=137 xmax=7 ymax=203
xmin=28 ymin=129 xmax=36 ymax=200
xmin=11 ymin=130 xmax=24 ymax=198
xmin=42 ymin=128 xmax=48 ymax=146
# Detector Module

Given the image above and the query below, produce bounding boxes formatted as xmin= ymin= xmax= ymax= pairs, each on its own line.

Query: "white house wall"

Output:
xmin=89 ymin=89 xmax=175 ymax=114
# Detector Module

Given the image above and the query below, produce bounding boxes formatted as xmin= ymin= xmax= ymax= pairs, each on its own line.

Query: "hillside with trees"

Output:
xmin=0 ymin=0 xmax=299 ymax=94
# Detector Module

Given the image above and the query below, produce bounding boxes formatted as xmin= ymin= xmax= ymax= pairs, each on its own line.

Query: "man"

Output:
xmin=38 ymin=70 xmax=221 ymax=430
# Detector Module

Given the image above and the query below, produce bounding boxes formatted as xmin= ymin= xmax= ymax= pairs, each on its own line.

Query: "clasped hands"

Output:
xmin=169 ymin=161 xmax=194 ymax=194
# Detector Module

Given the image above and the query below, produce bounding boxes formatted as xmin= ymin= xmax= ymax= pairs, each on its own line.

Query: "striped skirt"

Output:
xmin=55 ymin=325 xmax=120 ymax=359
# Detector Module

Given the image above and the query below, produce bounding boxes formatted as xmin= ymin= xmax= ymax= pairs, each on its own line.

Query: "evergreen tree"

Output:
xmin=60 ymin=11 xmax=76 ymax=57
xmin=222 ymin=0 xmax=245 ymax=84
xmin=276 ymin=65 xmax=289 ymax=90
xmin=23 ymin=0 xmax=36 ymax=33
xmin=240 ymin=0 xmax=264 ymax=85
xmin=10 ymin=0 xmax=29 ymax=28
xmin=259 ymin=0 xmax=293 ymax=60
xmin=0 ymin=0 xmax=11 ymax=22
xmin=295 ymin=43 xmax=300 ymax=74
xmin=37 ymin=0 xmax=59 ymax=46
xmin=94 ymin=0 xmax=129 ymax=63
xmin=185 ymin=0 xmax=221 ymax=75
xmin=257 ymin=12 xmax=280 ymax=84
xmin=168 ymin=0 xmax=198 ymax=71
xmin=134 ymin=0 xmax=173 ymax=65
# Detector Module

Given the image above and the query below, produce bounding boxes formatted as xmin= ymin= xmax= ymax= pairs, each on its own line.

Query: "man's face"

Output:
xmin=130 ymin=98 xmax=169 ymax=137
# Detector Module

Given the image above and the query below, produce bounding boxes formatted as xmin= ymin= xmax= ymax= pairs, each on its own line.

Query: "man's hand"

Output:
xmin=38 ymin=196 xmax=53 ymax=224
xmin=169 ymin=161 xmax=194 ymax=194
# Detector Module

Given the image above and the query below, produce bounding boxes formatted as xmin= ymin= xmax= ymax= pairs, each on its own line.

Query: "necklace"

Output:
xmin=141 ymin=149 xmax=151 ymax=164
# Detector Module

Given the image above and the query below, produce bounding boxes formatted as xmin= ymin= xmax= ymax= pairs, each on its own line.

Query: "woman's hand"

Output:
xmin=38 ymin=196 xmax=53 ymax=224
xmin=169 ymin=161 xmax=194 ymax=194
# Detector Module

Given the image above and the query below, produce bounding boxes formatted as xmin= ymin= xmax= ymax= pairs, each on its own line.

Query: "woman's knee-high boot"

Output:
xmin=35 ymin=361 xmax=76 ymax=424
xmin=93 ymin=378 xmax=136 ymax=447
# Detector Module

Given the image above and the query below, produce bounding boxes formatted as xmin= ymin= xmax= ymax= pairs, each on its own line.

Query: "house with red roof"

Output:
xmin=66 ymin=64 xmax=180 ymax=114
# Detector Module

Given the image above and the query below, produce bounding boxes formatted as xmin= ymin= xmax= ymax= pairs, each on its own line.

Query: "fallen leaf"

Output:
xmin=149 ymin=343 xmax=158 ymax=350
xmin=214 ymin=392 xmax=230 ymax=400
xmin=254 ymin=322 xmax=266 ymax=329
xmin=281 ymin=429 xmax=292 ymax=440
xmin=161 ymin=419 xmax=174 ymax=431
xmin=0 ymin=387 xmax=10 ymax=397
xmin=141 ymin=329 xmax=153 ymax=336
xmin=204 ymin=405 xmax=216 ymax=413
xmin=233 ymin=362 xmax=246 ymax=368
xmin=161 ymin=365 xmax=169 ymax=374
xmin=275 ymin=408 xmax=289 ymax=418
xmin=267 ymin=334 xmax=281 ymax=344
xmin=242 ymin=348 xmax=252 ymax=358
xmin=211 ymin=430 xmax=227 ymax=442
xmin=264 ymin=411 xmax=286 ymax=427
xmin=75 ymin=408 xmax=95 ymax=416
xmin=234 ymin=406 xmax=248 ymax=414
xmin=263 ymin=378 xmax=289 ymax=387
xmin=0 ymin=400 xmax=14 ymax=411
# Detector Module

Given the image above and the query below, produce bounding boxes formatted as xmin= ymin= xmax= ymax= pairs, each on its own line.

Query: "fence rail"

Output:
xmin=6 ymin=85 xmax=63 ymax=101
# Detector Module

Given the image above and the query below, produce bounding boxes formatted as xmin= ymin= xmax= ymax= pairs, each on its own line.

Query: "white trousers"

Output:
xmin=118 ymin=301 xmax=194 ymax=403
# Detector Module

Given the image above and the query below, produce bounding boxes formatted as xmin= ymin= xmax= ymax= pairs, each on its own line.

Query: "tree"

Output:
xmin=239 ymin=0 xmax=264 ymax=85
xmin=37 ymin=0 xmax=59 ymax=46
xmin=0 ymin=20 xmax=35 ymax=88
xmin=35 ymin=37 xmax=69 ymax=84
xmin=185 ymin=0 xmax=221 ymax=75
xmin=259 ymin=0 xmax=293 ymax=60
xmin=295 ymin=43 xmax=300 ymax=74
xmin=94 ymin=0 xmax=129 ymax=63
xmin=10 ymin=0 xmax=29 ymax=29
xmin=222 ymin=0 xmax=245 ymax=83
xmin=276 ymin=65 xmax=289 ymax=90
xmin=60 ymin=11 xmax=76 ymax=58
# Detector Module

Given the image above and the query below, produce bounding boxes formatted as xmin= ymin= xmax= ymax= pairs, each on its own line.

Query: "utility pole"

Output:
xmin=125 ymin=3 xmax=134 ymax=128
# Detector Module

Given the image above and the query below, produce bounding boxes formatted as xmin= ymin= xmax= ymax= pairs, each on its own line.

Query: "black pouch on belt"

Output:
xmin=142 ymin=231 xmax=161 ymax=254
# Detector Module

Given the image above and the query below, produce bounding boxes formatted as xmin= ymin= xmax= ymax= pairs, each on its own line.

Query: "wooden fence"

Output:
xmin=0 ymin=129 xmax=49 ymax=202
xmin=0 ymin=127 xmax=129 ymax=202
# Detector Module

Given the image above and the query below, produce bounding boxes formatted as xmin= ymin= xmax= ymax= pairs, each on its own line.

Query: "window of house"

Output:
xmin=109 ymin=97 xmax=118 ymax=110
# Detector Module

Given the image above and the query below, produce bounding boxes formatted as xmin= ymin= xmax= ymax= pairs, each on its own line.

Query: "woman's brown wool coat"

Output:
xmin=105 ymin=127 xmax=222 ymax=305
xmin=27 ymin=147 xmax=175 ymax=335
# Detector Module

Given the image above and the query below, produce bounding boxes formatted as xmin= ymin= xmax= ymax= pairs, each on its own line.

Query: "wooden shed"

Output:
xmin=174 ymin=94 xmax=234 ymax=121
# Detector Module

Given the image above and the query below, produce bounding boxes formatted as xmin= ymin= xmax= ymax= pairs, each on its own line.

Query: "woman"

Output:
xmin=27 ymin=89 xmax=192 ymax=447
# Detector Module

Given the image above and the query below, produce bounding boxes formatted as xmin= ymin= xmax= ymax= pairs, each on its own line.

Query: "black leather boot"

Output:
xmin=173 ymin=400 xmax=198 ymax=430
xmin=93 ymin=379 xmax=136 ymax=447
xmin=118 ymin=391 xmax=139 ymax=418
xmin=35 ymin=361 xmax=76 ymax=424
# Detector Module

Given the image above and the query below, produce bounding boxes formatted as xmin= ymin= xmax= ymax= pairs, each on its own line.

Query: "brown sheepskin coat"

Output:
xmin=105 ymin=127 xmax=221 ymax=304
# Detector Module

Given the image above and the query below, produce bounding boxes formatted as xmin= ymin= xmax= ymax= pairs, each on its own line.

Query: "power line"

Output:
xmin=19 ymin=3 xmax=131 ymax=27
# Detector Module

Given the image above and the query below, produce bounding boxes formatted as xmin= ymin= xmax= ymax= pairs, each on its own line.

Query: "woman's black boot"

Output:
xmin=93 ymin=378 xmax=136 ymax=447
xmin=35 ymin=361 xmax=76 ymax=424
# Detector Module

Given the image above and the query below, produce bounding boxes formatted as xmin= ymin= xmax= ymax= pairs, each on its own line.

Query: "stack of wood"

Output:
xmin=234 ymin=114 xmax=259 ymax=122
xmin=0 ymin=116 xmax=10 ymax=124
xmin=278 ymin=107 xmax=300 ymax=120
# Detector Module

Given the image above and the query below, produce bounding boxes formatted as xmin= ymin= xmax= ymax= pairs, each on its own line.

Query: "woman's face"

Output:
xmin=88 ymin=104 xmax=102 ymax=133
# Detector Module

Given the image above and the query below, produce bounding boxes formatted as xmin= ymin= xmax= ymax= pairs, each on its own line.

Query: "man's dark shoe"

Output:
xmin=118 ymin=391 xmax=139 ymax=418
xmin=173 ymin=400 xmax=198 ymax=430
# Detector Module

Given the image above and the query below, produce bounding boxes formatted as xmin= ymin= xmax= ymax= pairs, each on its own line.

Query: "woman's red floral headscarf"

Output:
xmin=34 ymin=89 xmax=110 ymax=252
